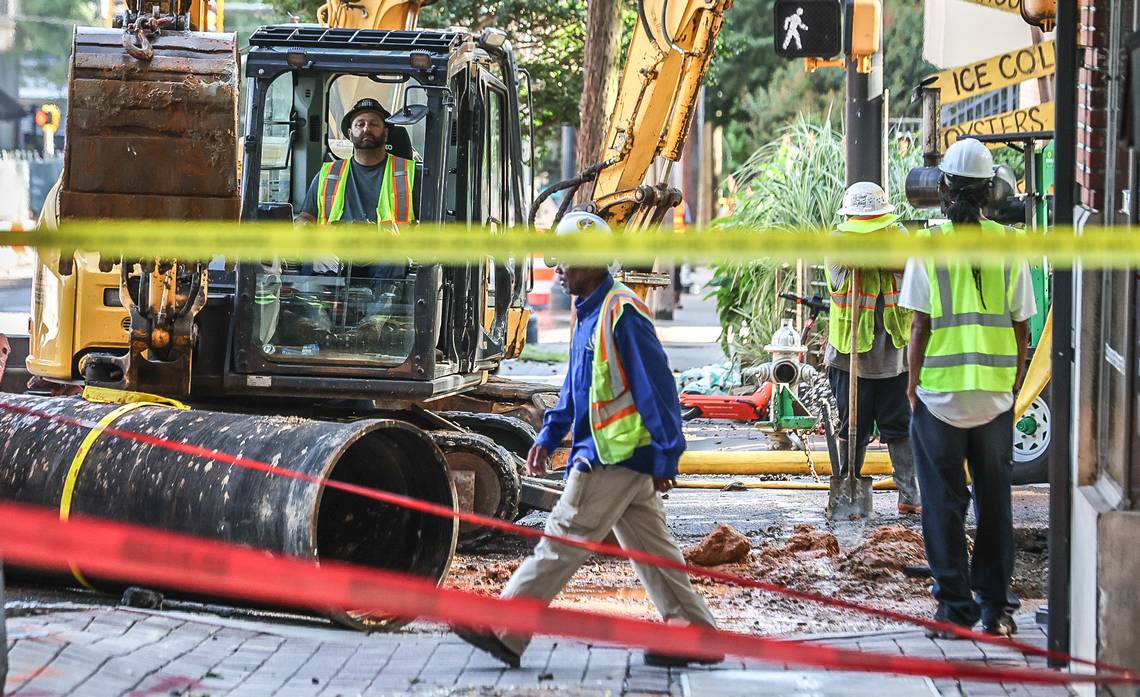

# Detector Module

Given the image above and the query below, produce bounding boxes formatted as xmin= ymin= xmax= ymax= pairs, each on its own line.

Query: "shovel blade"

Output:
xmin=827 ymin=475 xmax=874 ymax=519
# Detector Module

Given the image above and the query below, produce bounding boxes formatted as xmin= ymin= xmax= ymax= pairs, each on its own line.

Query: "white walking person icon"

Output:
xmin=782 ymin=7 xmax=808 ymax=51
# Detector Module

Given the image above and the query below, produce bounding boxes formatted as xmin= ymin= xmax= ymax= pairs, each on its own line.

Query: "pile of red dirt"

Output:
xmin=684 ymin=524 xmax=753 ymax=566
xmin=840 ymin=525 xmax=927 ymax=580
xmin=757 ymin=524 xmax=840 ymax=561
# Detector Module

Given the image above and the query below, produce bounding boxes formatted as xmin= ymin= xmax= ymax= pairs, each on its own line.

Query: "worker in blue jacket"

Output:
xmin=454 ymin=212 xmax=720 ymax=669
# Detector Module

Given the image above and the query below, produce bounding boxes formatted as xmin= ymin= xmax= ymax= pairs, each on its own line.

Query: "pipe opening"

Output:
xmin=771 ymin=360 xmax=799 ymax=385
xmin=317 ymin=424 xmax=456 ymax=629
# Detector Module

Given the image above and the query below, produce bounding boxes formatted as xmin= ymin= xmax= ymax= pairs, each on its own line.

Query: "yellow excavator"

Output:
xmin=5 ymin=0 xmax=729 ymax=627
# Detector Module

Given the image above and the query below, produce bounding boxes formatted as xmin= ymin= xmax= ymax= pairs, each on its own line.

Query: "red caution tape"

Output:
xmin=0 ymin=500 xmax=1135 ymax=687
xmin=0 ymin=399 xmax=1135 ymax=680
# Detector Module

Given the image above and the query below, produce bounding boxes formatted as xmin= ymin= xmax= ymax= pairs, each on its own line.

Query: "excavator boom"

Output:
xmin=589 ymin=0 xmax=731 ymax=227
xmin=316 ymin=0 xmax=437 ymax=30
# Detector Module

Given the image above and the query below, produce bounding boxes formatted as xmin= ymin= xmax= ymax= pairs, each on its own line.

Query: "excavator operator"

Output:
xmin=297 ymin=97 xmax=417 ymax=281
xmin=255 ymin=98 xmax=421 ymax=355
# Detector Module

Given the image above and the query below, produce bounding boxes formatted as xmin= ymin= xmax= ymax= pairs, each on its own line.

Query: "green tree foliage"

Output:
xmin=12 ymin=0 xmax=97 ymax=87
xmin=420 ymin=0 xmax=587 ymax=160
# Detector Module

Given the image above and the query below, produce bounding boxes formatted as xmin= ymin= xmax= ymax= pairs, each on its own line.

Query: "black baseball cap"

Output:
xmin=341 ymin=98 xmax=392 ymax=135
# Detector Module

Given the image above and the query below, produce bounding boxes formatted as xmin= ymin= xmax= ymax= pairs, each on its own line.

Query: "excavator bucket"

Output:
xmin=60 ymin=27 xmax=240 ymax=221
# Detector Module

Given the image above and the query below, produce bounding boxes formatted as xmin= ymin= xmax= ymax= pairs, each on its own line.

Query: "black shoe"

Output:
xmin=924 ymin=613 xmax=975 ymax=640
xmin=982 ymin=613 xmax=1018 ymax=637
xmin=453 ymin=626 xmax=521 ymax=668
xmin=644 ymin=650 xmax=724 ymax=667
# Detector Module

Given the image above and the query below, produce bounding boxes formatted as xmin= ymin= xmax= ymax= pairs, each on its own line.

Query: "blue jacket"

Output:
xmin=534 ymin=274 xmax=686 ymax=478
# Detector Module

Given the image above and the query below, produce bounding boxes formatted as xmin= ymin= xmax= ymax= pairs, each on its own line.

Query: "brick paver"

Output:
xmin=2 ymin=607 xmax=1077 ymax=696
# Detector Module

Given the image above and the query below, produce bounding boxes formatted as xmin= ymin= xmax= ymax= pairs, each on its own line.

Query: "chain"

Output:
xmin=796 ymin=429 xmax=820 ymax=482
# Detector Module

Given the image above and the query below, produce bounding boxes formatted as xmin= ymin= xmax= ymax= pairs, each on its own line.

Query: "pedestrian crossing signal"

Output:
xmin=774 ymin=0 xmax=842 ymax=59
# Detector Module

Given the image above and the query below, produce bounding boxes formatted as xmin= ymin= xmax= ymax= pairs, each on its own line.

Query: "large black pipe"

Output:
xmin=0 ymin=393 xmax=457 ymax=630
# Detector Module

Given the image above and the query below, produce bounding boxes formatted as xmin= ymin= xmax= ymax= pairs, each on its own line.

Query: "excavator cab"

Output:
xmin=186 ymin=26 xmax=532 ymax=404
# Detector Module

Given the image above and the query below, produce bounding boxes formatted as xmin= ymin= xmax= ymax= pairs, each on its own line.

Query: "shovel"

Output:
xmin=828 ymin=268 xmax=874 ymax=519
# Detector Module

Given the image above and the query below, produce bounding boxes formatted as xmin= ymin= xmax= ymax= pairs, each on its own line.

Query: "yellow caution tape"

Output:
xmin=5 ymin=221 xmax=1140 ymax=267
xmin=60 ymin=394 xmax=179 ymax=588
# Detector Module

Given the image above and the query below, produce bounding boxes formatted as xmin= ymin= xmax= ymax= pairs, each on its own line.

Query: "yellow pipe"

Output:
xmin=676 ymin=478 xmax=897 ymax=491
xmin=677 ymin=450 xmax=893 ymax=476
xmin=1015 ymin=309 xmax=1052 ymax=419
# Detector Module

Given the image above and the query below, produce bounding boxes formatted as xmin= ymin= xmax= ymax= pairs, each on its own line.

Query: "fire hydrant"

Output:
xmin=744 ymin=319 xmax=819 ymax=442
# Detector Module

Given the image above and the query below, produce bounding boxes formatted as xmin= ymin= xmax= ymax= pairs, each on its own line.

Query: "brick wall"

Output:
xmin=1074 ymin=0 xmax=1124 ymax=213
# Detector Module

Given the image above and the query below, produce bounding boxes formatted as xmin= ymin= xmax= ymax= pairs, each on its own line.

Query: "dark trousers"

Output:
xmin=827 ymin=369 xmax=912 ymax=446
xmin=911 ymin=399 xmax=1014 ymax=626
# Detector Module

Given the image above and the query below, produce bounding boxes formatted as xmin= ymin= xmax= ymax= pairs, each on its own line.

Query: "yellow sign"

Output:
xmin=929 ymin=41 xmax=1055 ymax=104
xmin=961 ymin=0 xmax=1021 ymax=13
xmin=941 ymin=102 xmax=1054 ymax=151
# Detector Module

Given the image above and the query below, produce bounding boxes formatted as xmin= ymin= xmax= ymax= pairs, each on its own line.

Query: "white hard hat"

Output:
xmin=993 ymin=163 xmax=1017 ymax=192
xmin=939 ymin=138 xmax=994 ymax=179
xmin=837 ymin=181 xmax=895 ymax=216
xmin=555 ymin=211 xmax=611 ymax=235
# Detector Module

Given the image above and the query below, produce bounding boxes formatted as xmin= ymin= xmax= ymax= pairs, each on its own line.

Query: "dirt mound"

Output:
xmin=757 ymin=524 xmax=840 ymax=561
xmin=684 ymin=524 xmax=753 ymax=566
xmin=840 ymin=525 xmax=927 ymax=580
xmin=447 ymin=559 xmax=521 ymax=594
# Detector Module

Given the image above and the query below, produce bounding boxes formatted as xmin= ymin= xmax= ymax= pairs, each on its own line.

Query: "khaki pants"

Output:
xmin=497 ymin=465 xmax=716 ymax=655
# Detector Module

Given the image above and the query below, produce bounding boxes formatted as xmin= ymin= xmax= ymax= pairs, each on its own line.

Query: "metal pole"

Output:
xmin=1046 ymin=0 xmax=1077 ymax=665
xmin=921 ymin=88 xmax=941 ymax=168
xmin=845 ymin=49 xmax=885 ymax=186
xmin=560 ymin=124 xmax=577 ymax=182
xmin=848 ymin=268 xmax=860 ymax=473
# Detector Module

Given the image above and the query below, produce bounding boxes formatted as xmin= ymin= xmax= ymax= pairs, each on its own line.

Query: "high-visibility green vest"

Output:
xmin=589 ymin=282 xmax=654 ymax=464
xmin=825 ymin=260 xmax=912 ymax=355
xmin=920 ymin=221 xmax=1020 ymax=392
xmin=315 ymin=154 xmax=415 ymax=227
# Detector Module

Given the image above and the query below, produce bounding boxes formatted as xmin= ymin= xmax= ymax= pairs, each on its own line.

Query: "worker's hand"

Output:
xmin=653 ymin=477 xmax=675 ymax=493
xmin=526 ymin=444 xmax=549 ymax=477
xmin=907 ymin=384 xmax=917 ymax=412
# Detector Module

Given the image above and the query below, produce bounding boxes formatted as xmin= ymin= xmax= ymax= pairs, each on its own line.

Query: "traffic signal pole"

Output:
xmin=828 ymin=2 xmax=884 ymax=520
xmin=772 ymin=0 xmax=884 ymax=518
xmin=845 ymin=46 xmax=885 ymax=187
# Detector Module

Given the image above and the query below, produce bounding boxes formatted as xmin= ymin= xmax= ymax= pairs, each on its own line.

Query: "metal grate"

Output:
xmin=248 ymin=26 xmax=461 ymax=54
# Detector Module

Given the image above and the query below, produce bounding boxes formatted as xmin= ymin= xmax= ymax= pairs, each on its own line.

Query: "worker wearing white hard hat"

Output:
xmin=554 ymin=210 xmax=611 ymax=235
xmin=454 ymin=208 xmax=721 ymax=669
xmin=835 ymin=181 xmax=900 ymax=233
xmin=825 ymin=182 xmax=920 ymax=513
xmin=899 ymin=138 xmax=1036 ymax=638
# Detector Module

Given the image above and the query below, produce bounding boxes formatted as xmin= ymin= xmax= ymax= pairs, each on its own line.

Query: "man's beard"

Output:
xmin=351 ymin=134 xmax=385 ymax=150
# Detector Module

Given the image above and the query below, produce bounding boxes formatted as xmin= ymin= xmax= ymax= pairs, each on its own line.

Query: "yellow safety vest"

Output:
xmin=920 ymin=222 xmax=1020 ymax=392
xmin=315 ymin=155 xmax=415 ymax=227
xmin=589 ymin=282 xmax=654 ymax=464
xmin=825 ymin=270 xmax=912 ymax=354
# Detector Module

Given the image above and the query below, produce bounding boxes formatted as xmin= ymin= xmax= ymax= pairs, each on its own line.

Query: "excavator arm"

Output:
xmin=532 ymin=0 xmax=731 ymax=231
xmin=316 ymin=0 xmax=436 ymax=30
xmin=590 ymin=0 xmax=731 ymax=228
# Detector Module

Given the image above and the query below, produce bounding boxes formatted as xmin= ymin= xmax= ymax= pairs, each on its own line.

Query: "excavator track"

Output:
xmin=60 ymin=27 xmax=240 ymax=221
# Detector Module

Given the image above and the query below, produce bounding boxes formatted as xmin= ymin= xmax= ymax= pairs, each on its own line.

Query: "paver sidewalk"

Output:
xmin=3 ymin=606 xmax=1076 ymax=696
